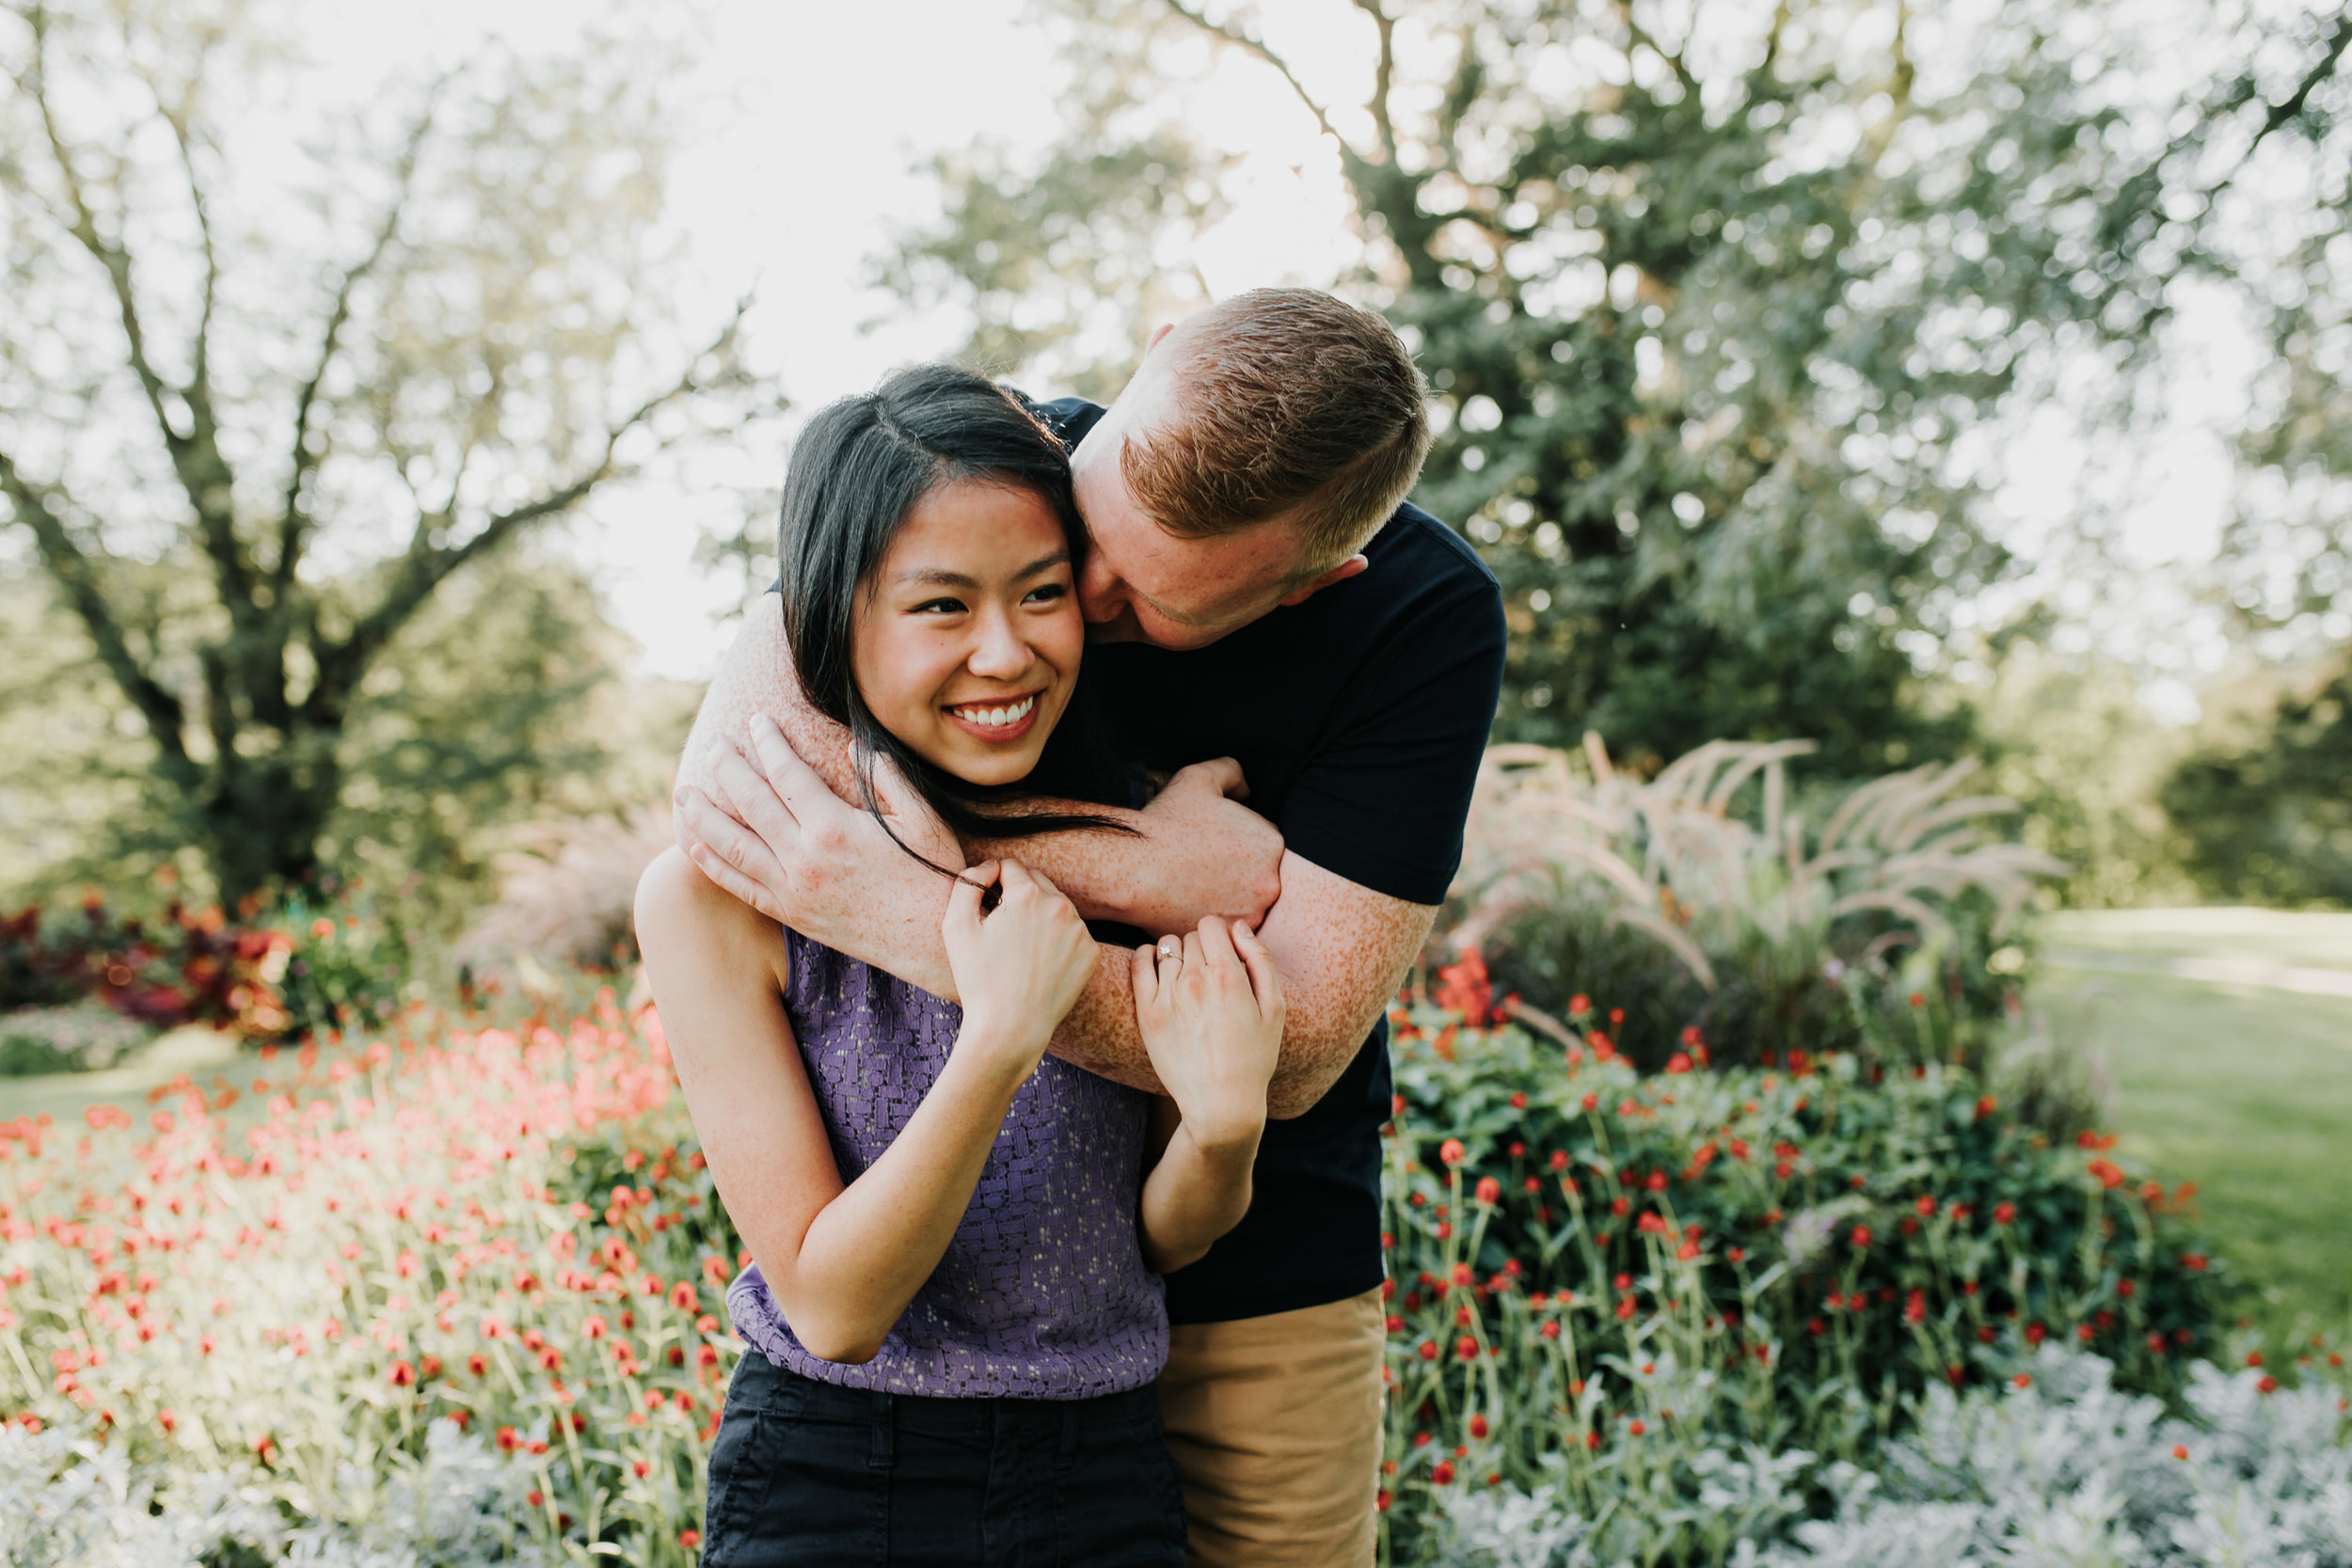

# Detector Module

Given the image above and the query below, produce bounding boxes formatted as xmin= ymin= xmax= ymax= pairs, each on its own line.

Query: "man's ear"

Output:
xmin=1143 ymin=322 xmax=1176 ymax=355
xmin=1275 ymin=554 xmax=1370 ymax=608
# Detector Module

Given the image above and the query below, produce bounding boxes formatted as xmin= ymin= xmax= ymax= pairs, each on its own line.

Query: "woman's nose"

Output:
xmin=966 ymin=609 xmax=1034 ymax=679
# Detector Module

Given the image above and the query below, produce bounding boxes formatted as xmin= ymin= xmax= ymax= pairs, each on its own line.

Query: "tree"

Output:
xmin=884 ymin=0 xmax=2346 ymax=776
xmin=2163 ymin=658 xmax=2352 ymax=905
xmin=0 ymin=1 xmax=771 ymax=908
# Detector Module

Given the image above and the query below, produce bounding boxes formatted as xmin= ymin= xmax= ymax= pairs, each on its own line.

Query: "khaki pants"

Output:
xmin=1155 ymin=1289 xmax=1385 ymax=1568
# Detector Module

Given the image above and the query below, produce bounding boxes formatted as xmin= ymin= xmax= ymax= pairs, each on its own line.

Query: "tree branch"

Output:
xmin=307 ymin=298 xmax=755 ymax=720
xmin=1615 ymin=0 xmax=1698 ymax=96
xmin=141 ymin=31 xmax=224 ymax=456
xmin=1350 ymin=0 xmax=1400 ymax=166
xmin=278 ymin=87 xmax=443 ymax=593
xmin=26 ymin=7 xmax=253 ymax=616
xmin=1161 ymin=0 xmax=1373 ymax=180
xmin=0 ymin=449 xmax=196 ymax=780
xmin=25 ymin=7 xmax=184 ymax=462
xmin=2243 ymin=8 xmax=2351 ymax=161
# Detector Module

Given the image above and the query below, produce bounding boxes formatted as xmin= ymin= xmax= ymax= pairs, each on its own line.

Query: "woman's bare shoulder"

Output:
xmin=635 ymin=846 xmax=791 ymax=986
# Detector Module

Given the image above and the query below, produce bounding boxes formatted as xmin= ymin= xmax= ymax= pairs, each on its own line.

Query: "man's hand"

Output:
xmin=1121 ymin=759 xmax=1283 ymax=936
xmin=675 ymin=712 xmax=964 ymax=999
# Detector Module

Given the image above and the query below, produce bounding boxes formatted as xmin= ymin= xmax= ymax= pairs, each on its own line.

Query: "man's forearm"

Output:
xmin=677 ymin=609 xmax=859 ymax=809
xmin=1047 ymin=950 xmax=1168 ymax=1094
xmin=965 ymin=809 xmax=1154 ymax=927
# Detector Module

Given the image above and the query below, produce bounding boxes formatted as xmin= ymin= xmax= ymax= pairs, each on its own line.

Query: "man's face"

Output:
xmin=1068 ymin=450 xmax=1310 ymax=650
xmin=1066 ymin=342 xmax=1348 ymax=651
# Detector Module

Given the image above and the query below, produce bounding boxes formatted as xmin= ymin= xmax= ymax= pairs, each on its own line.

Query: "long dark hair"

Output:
xmin=776 ymin=363 xmax=1134 ymax=872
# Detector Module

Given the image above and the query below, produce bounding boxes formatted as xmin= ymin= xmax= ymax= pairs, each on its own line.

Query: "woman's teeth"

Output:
xmin=950 ymin=695 xmax=1036 ymax=729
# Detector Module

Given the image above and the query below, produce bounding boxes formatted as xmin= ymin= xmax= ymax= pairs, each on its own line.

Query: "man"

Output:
xmin=675 ymin=288 xmax=1505 ymax=1564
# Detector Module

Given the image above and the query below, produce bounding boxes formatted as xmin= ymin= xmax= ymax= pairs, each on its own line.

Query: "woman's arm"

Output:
xmin=1133 ymin=918 xmax=1284 ymax=1274
xmin=634 ymin=848 xmax=1094 ymax=1363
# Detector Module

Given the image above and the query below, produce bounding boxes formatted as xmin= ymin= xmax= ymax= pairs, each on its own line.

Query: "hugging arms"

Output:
xmin=671 ymin=603 xmax=1438 ymax=1119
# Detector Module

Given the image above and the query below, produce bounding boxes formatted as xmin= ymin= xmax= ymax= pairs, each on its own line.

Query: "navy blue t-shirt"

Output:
xmin=1035 ymin=398 xmax=1507 ymax=1324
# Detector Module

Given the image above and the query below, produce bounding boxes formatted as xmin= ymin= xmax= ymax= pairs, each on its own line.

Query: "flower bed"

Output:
xmin=1374 ymin=997 xmax=2233 ymax=1563
xmin=0 ymin=985 xmax=2334 ymax=1566
xmin=0 ymin=994 xmax=735 ymax=1564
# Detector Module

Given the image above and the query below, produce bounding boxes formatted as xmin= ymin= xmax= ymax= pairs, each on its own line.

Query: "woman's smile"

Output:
xmin=943 ymin=691 xmax=1042 ymax=742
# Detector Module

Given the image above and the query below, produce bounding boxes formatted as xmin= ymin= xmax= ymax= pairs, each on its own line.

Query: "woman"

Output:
xmin=634 ymin=364 xmax=1283 ymax=1564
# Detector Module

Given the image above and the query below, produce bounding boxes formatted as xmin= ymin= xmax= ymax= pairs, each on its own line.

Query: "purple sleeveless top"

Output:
xmin=727 ymin=927 xmax=1167 ymax=1399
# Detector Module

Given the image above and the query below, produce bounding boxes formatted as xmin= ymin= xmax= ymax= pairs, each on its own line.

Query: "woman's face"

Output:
xmin=851 ymin=476 xmax=1084 ymax=788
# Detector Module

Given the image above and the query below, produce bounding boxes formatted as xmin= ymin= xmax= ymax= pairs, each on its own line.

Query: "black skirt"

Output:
xmin=700 ymin=1352 xmax=1189 ymax=1567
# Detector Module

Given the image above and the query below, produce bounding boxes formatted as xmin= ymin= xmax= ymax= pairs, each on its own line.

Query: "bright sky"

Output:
xmin=307 ymin=0 xmax=2258 ymax=703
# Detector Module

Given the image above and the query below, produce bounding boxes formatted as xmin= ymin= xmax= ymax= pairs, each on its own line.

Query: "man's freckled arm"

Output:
xmin=676 ymin=607 xmax=859 ymax=808
xmin=1045 ymin=849 xmax=1431 ymax=1117
xmin=678 ymin=612 xmax=1272 ymax=960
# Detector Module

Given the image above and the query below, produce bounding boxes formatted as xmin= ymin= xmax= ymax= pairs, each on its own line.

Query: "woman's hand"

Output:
xmin=943 ymin=861 xmax=1098 ymax=1075
xmin=1132 ymin=916 xmax=1284 ymax=1152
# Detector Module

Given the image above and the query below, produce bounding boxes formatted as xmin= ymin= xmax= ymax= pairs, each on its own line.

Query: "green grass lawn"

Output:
xmin=2032 ymin=909 xmax=2352 ymax=1349
xmin=0 ymin=1025 xmax=247 ymax=1128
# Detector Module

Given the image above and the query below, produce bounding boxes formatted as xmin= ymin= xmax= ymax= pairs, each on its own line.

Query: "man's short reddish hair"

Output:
xmin=1121 ymin=288 xmax=1431 ymax=578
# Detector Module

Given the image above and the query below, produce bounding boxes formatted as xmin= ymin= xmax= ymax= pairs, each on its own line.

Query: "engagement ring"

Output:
xmin=1156 ymin=940 xmax=1183 ymax=963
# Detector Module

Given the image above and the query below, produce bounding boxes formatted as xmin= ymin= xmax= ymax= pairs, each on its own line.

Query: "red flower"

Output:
xmin=387 ymin=1359 xmax=416 ymax=1387
xmin=1455 ymin=1336 xmax=1479 ymax=1362
xmin=679 ymin=1529 xmax=702 ymax=1549
xmin=1850 ymin=1226 xmax=1872 ymax=1249
xmin=1431 ymin=1461 xmax=1455 ymax=1485
xmin=1433 ymin=946 xmax=1494 ymax=1025
xmin=1474 ymin=1177 xmax=1501 ymax=1206
xmin=1439 ymin=1139 xmax=1466 ymax=1167
xmin=1469 ymin=1414 xmax=1488 ymax=1438
xmin=2172 ymin=1444 xmax=2189 ymax=1460
xmin=1993 ymin=1202 xmax=2016 ymax=1226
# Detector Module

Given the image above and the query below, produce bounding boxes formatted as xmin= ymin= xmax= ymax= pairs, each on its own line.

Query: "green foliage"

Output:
xmin=0 ymin=3 xmax=770 ymax=909
xmin=1440 ymin=741 xmax=2059 ymax=1071
xmin=0 ymin=549 xmax=697 ymax=940
xmin=1377 ymin=1003 xmax=2223 ymax=1563
xmin=882 ymin=1 xmax=2345 ymax=778
xmin=0 ymin=1004 xmax=151 ymax=1077
xmin=1975 ymin=646 xmax=2201 ymax=911
xmin=2161 ymin=658 xmax=2352 ymax=907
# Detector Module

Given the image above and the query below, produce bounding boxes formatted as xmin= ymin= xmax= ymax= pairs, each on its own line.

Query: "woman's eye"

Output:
xmin=1024 ymin=583 xmax=1068 ymax=605
xmin=913 ymin=597 xmax=966 ymax=615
